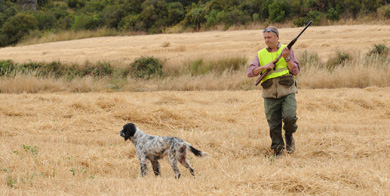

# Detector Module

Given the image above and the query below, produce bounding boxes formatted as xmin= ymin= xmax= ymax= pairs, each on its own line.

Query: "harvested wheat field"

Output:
xmin=1 ymin=87 xmax=390 ymax=195
xmin=1 ymin=24 xmax=390 ymax=195
xmin=1 ymin=24 xmax=390 ymax=65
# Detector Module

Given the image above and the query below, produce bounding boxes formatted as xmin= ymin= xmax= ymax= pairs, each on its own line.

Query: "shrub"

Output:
xmin=377 ymin=5 xmax=390 ymax=19
xmin=81 ymin=61 xmax=114 ymax=77
xmin=367 ymin=44 xmax=389 ymax=56
xmin=19 ymin=62 xmax=43 ymax=74
xmin=189 ymin=59 xmax=210 ymax=76
xmin=0 ymin=60 xmax=15 ymax=76
xmin=37 ymin=61 xmax=68 ymax=78
xmin=326 ymin=51 xmax=351 ymax=71
xmin=129 ymin=56 xmax=163 ymax=79
xmin=268 ymin=0 xmax=289 ymax=23
xmin=326 ymin=7 xmax=340 ymax=21
xmin=72 ymin=14 xmax=101 ymax=31
xmin=1 ymin=13 xmax=38 ymax=45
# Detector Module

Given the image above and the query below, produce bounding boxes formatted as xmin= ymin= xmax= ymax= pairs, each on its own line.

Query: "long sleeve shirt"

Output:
xmin=247 ymin=43 xmax=300 ymax=77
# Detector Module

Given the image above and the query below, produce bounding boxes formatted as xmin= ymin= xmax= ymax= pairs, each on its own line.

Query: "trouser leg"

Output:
xmin=264 ymin=97 xmax=284 ymax=150
xmin=282 ymin=94 xmax=298 ymax=135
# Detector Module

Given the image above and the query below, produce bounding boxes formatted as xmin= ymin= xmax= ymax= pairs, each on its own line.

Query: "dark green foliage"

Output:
xmin=67 ymin=0 xmax=86 ymax=9
xmin=72 ymin=14 xmax=101 ymax=30
xmin=0 ymin=0 xmax=390 ymax=47
xmin=182 ymin=2 xmax=208 ymax=30
xmin=1 ymin=13 xmax=38 ymax=45
xmin=100 ymin=5 xmax=124 ymax=28
xmin=130 ymin=57 xmax=163 ymax=79
xmin=326 ymin=51 xmax=351 ymax=71
xmin=37 ymin=61 xmax=68 ymax=78
xmin=326 ymin=7 xmax=340 ymax=21
xmin=0 ymin=60 xmax=16 ymax=76
xmin=119 ymin=14 xmax=143 ymax=31
xmin=268 ymin=0 xmax=290 ymax=23
xmin=19 ymin=62 xmax=42 ymax=74
xmin=81 ymin=61 xmax=114 ymax=77
xmin=367 ymin=44 xmax=389 ymax=56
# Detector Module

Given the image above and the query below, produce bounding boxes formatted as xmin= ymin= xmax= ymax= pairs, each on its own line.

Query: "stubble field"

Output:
xmin=0 ymin=24 xmax=390 ymax=195
xmin=1 ymin=88 xmax=390 ymax=195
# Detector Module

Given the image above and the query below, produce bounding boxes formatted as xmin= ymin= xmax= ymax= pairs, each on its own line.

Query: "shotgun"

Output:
xmin=255 ymin=21 xmax=312 ymax=86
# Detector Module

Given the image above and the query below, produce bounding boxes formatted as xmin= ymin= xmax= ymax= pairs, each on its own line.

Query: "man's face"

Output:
xmin=263 ymin=32 xmax=278 ymax=48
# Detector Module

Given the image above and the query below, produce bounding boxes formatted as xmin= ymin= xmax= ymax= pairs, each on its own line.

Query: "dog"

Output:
xmin=120 ymin=123 xmax=208 ymax=178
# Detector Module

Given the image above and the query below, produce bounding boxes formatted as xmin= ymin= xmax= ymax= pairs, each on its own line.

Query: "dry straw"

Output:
xmin=1 ymin=88 xmax=389 ymax=195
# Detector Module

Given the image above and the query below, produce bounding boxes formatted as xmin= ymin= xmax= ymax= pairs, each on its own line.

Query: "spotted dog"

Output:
xmin=120 ymin=123 xmax=208 ymax=178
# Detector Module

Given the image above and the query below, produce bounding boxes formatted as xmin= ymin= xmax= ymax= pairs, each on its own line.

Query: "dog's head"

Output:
xmin=120 ymin=123 xmax=137 ymax=141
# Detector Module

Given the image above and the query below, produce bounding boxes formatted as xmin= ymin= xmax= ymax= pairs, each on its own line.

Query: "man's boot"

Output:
xmin=285 ymin=134 xmax=295 ymax=154
xmin=274 ymin=146 xmax=283 ymax=157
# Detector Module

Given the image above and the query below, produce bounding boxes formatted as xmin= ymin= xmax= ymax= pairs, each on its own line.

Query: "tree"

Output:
xmin=1 ymin=13 xmax=38 ymax=45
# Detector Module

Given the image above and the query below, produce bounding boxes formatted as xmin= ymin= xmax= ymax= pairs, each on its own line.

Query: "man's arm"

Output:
xmin=282 ymin=48 xmax=300 ymax=76
xmin=247 ymin=55 xmax=276 ymax=77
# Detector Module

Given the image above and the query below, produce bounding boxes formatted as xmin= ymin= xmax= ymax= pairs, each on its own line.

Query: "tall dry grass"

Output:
xmin=0 ymin=88 xmax=389 ymax=195
xmin=19 ymin=28 xmax=146 ymax=46
xmin=0 ymin=50 xmax=389 ymax=93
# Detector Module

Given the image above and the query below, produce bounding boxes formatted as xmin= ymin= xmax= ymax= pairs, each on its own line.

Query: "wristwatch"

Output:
xmin=285 ymin=56 xmax=291 ymax=62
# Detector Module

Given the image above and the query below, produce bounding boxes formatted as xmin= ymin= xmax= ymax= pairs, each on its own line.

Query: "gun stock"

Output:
xmin=254 ymin=21 xmax=312 ymax=86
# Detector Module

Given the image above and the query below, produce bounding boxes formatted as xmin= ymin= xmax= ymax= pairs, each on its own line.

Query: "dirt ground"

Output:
xmin=1 ymin=24 xmax=390 ymax=65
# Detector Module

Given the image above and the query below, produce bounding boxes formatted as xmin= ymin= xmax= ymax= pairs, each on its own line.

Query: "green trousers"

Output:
xmin=264 ymin=93 xmax=298 ymax=150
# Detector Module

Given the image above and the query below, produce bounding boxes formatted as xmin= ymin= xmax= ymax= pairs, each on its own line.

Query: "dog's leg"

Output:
xmin=151 ymin=160 xmax=161 ymax=176
xmin=177 ymin=145 xmax=195 ymax=176
xmin=139 ymin=158 xmax=148 ymax=177
xmin=180 ymin=158 xmax=195 ymax=176
xmin=168 ymin=145 xmax=181 ymax=179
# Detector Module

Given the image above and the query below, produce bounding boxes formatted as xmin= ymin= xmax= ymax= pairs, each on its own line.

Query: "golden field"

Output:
xmin=0 ymin=24 xmax=390 ymax=195
xmin=1 ymin=87 xmax=390 ymax=195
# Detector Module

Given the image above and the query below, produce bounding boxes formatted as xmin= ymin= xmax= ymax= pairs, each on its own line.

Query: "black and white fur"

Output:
xmin=120 ymin=123 xmax=208 ymax=178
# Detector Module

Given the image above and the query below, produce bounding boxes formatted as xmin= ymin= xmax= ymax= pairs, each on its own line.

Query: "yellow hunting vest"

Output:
xmin=258 ymin=44 xmax=290 ymax=83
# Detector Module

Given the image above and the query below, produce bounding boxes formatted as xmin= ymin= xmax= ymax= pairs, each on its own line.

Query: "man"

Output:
xmin=247 ymin=26 xmax=300 ymax=157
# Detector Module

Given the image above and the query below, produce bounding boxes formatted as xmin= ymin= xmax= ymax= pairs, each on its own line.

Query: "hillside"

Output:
xmin=1 ymin=24 xmax=389 ymax=65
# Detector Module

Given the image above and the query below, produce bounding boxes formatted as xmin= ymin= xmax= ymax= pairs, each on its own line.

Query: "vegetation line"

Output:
xmin=1 ymin=0 xmax=390 ymax=47
xmin=0 ymin=45 xmax=389 ymax=93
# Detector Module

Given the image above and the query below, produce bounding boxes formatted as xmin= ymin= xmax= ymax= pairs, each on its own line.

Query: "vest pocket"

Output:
xmin=261 ymin=79 xmax=273 ymax=89
xmin=278 ymin=75 xmax=294 ymax=86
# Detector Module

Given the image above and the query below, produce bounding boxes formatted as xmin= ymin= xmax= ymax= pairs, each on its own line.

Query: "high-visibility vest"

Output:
xmin=258 ymin=44 xmax=290 ymax=83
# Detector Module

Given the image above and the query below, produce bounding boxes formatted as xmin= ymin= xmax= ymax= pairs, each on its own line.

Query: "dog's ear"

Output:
xmin=123 ymin=123 xmax=137 ymax=140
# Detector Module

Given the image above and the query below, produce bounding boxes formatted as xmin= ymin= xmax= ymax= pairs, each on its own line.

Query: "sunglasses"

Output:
xmin=262 ymin=28 xmax=279 ymax=34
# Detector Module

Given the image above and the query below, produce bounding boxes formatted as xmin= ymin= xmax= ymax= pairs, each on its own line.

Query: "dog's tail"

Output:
xmin=188 ymin=145 xmax=209 ymax=158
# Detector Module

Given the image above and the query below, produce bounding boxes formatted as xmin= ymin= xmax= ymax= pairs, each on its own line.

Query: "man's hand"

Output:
xmin=282 ymin=47 xmax=290 ymax=59
xmin=263 ymin=60 xmax=277 ymax=70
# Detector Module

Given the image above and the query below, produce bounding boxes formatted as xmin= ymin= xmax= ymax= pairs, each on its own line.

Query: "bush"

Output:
xmin=67 ymin=0 xmax=86 ymax=9
xmin=268 ymin=0 xmax=290 ymax=23
xmin=377 ymin=5 xmax=390 ymax=19
xmin=326 ymin=7 xmax=340 ymax=21
xmin=0 ymin=60 xmax=15 ymax=76
xmin=367 ymin=44 xmax=389 ymax=56
xmin=326 ymin=51 xmax=351 ymax=71
xmin=1 ymin=13 xmax=38 ymax=45
xmin=19 ymin=62 xmax=42 ymax=74
xmin=81 ymin=61 xmax=114 ymax=77
xmin=72 ymin=14 xmax=101 ymax=31
xmin=119 ymin=14 xmax=144 ymax=31
xmin=130 ymin=56 xmax=163 ymax=79
xmin=36 ymin=61 xmax=69 ymax=78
